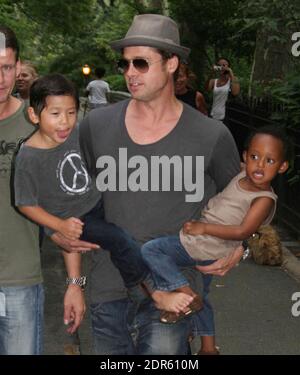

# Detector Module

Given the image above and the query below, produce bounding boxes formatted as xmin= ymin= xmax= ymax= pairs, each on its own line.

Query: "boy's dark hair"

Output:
xmin=95 ymin=67 xmax=106 ymax=78
xmin=244 ymin=125 xmax=294 ymax=162
xmin=0 ymin=25 xmax=19 ymax=61
xmin=30 ymin=73 xmax=79 ymax=116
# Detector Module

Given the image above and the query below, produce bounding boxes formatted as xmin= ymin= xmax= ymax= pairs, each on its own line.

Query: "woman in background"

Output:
xmin=205 ymin=57 xmax=240 ymax=122
xmin=175 ymin=63 xmax=208 ymax=115
xmin=16 ymin=61 xmax=38 ymax=105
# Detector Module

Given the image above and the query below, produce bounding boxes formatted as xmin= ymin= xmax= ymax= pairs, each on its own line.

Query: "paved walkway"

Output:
xmin=42 ymin=223 xmax=300 ymax=355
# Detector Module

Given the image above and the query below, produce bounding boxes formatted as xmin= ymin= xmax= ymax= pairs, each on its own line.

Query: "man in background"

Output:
xmin=0 ymin=25 xmax=43 ymax=355
xmin=86 ymin=67 xmax=110 ymax=109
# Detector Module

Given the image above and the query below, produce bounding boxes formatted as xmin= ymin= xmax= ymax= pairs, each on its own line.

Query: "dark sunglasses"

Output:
xmin=116 ymin=58 xmax=162 ymax=74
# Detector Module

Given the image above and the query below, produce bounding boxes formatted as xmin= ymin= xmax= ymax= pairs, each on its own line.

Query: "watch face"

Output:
xmin=79 ymin=276 xmax=87 ymax=286
xmin=243 ymin=248 xmax=250 ymax=260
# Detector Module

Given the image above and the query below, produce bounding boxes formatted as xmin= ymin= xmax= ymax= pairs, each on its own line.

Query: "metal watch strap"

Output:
xmin=242 ymin=246 xmax=250 ymax=260
xmin=66 ymin=276 xmax=87 ymax=289
xmin=242 ymin=240 xmax=250 ymax=261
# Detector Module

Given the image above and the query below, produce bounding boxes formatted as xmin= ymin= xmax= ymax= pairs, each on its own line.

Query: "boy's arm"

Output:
xmin=63 ymin=251 xmax=86 ymax=333
xmin=18 ymin=205 xmax=83 ymax=240
xmin=184 ymin=197 xmax=274 ymax=240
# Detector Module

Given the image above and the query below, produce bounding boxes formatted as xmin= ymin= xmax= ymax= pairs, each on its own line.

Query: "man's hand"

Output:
xmin=196 ymin=246 xmax=244 ymax=276
xmin=64 ymin=285 xmax=86 ymax=334
xmin=51 ymin=232 xmax=100 ymax=253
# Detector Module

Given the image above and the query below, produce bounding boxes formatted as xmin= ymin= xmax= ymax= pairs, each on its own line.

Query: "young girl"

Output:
xmin=175 ymin=63 xmax=208 ymax=115
xmin=141 ymin=126 xmax=292 ymax=353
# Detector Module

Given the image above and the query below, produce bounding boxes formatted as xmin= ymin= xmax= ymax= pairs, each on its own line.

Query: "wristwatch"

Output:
xmin=241 ymin=240 xmax=250 ymax=261
xmin=66 ymin=276 xmax=87 ymax=290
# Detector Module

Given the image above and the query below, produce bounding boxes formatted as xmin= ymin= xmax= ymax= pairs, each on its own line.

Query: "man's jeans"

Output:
xmin=90 ymin=297 xmax=191 ymax=355
xmin=0 ymin=283 xmax=44 ymax=355
xmin=90 ymin=234 xmax=216 ymax=354
xmin=191 ymin=272 xmax=215 ymax=336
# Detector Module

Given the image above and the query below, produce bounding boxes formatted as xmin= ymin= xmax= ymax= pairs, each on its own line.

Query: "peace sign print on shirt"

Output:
xmin=57 ymin=151 xmax=90 ymax=195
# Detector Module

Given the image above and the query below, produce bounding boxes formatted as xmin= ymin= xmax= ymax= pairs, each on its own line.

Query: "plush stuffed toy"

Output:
xmin=248 ymin=225 xmax=283 ymax=266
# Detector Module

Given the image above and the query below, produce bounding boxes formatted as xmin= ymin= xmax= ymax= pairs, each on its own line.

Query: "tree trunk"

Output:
xmin=249 ymin=24 xmax=297 ymax=96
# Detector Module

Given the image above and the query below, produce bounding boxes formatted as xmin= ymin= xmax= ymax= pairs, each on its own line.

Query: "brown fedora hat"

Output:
xmin=110 ymin=14 xmax=190 ymax=60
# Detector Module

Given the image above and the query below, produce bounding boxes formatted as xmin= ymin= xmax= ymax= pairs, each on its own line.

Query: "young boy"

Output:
xmin=13 ymin=74 xmax=150 ymax=300
xmin=14 ymin=73 xmax=195 ymax=323
xmin=141 ymin=126 xmax=291 ymax=330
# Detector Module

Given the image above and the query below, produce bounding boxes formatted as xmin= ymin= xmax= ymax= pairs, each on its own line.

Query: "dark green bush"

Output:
xmin=105 ymin=74 xmax=128 ymax=92
xmin=270 ymin=72 xmax=300 ymax=130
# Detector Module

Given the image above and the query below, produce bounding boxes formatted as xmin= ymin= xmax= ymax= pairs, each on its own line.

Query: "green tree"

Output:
xmin=233 ymin=0 xmax=300 ymax=96
xmin=0 ymin=0 xmax=136 ymax=90
xmin=167 ymin=0 xmax=253 ymax=91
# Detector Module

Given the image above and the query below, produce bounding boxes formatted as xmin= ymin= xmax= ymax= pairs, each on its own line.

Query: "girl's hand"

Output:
xmin=183 ymin=221 xmax=206 ymax=236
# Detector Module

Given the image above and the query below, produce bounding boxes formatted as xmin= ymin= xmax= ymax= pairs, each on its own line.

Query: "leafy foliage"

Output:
xmin=270 ymin=72 xmax=300 ymax=129
xmin=0 ymin=0 xmax=299 ymax=101
xmin=105 ymin=74 xmax=127 ymax=91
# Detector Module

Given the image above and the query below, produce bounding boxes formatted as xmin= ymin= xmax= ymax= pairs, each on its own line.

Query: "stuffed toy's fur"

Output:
xmin=248 ymin=225 xmax=283 ymax=266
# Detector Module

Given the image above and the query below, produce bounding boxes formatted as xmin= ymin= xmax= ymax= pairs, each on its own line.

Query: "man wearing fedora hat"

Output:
xmin=53 ymin=13 xmax=243 ymax=355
